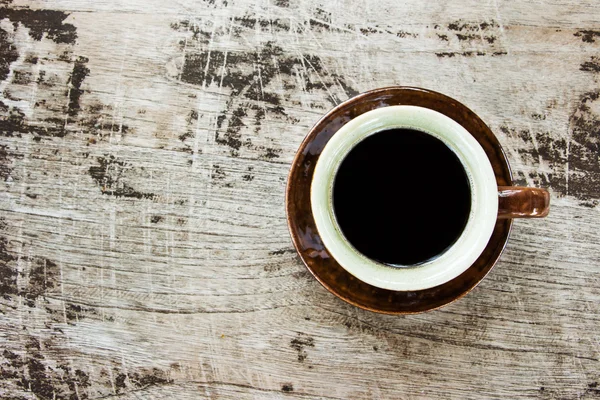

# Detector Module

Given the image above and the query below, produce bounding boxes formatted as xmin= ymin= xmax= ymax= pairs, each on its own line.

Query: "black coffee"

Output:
xmin=333 ymin=129 xmax=471 ymax=266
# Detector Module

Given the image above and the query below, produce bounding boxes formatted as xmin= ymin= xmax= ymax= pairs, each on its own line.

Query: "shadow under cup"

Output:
xmin=286 ymin=87 xmax=515 ymax=314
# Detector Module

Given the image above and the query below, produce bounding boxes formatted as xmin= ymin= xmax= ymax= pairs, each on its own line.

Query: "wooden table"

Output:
xmin=1 ymin=0 xmax=599 ymax=398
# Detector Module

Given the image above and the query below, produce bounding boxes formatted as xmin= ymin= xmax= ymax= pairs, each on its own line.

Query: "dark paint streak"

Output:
xmin=585 ymin=381 xmax=600 ymax=397
xmin=269 ymin=248 xmax=295 ymax=256
xmin=25 ymin=54 xmax=38 ymax=64
xmin=38 ymin=118 xmax=69 ymax=138
xmin=574 ymin=30 xmax=600 ymax=43
xmin=115 ymin=373 xmax=127 ymax=391
xmin=0 ymin=8 xmax=77 ymax=44
xmin=0 ymin=218 xmax=17 ymax=299
xmin=187 ymin=109 xmax=199 ymax=122
xmin=307 ymin=8 xmax=332 ymax=31
xmin=0 ymin=337 xmax=92 ymax=399
xmin=580 ymin=56 xmax=600 ymax=72
xmin=262 ymin=147 xmax=281 ymax=159
xmin=281 ymin=383 xmax=294 ymax=392
xmin=12 ymin=70 xmax=32 ymax=85
xmin=88 ymin=155 xmax=157 ymax=200
xmin=337 ymin=77 xmax=359 ymax=98
xmin=176 ymin=24 xmax=337 ymax=85
xmin=438 ymin=20 xmax=499 ymax=45
xmin=0 ymin=27 xmax=19 ymax=81
xmin=264 ymin=264 xmax=282 ymax=272
xmin=0 ymin=61 xmax=94 ymax=139
xmin=181 ymin=43 xmax=293 ymax=98
xmin=24 ymin=258 xmax=57 ymax=307
xmin=67 ymin=56 xmax=90 ymax=116
xmin=0 ymin=144 xmax=15 ymax=180
xmin=213 ymin=164 xmax=226 ymax=181
xmin=290 ymin=333 xmax=314 ymax=362
xmin=65 ymin=303 xmax=97 ymax=322
xmin=1 ymin=342 xmax=172 ymax=399
xmin=396 ymin=30 xmax=417 ymax=38
xmin=504 ymin=91 xmax=600 ymax=202
xmin=80 ymin=105 xmax=130 ymax=141
xmin=359 ymin=27 xmax=378 ymax=35
xmin=448 ymin=20 xmax=498 ymax=32
xmin=108 ymin=368 xmax=174 ymax=394
xmin=174 ymin=27 xmax=358 ymax=155
xmin=128 ymin=369 xmax=172 ymax=390
xmin=200 ymin=0 xmax=228 ymax=7
xmin=532 ymin=113 xmax=546 ymax=121
xmin=242 ymin=166 xmax=254 ymax=181
xmin=579 ymin=200 xmax=599 ymax=208
xmin=178 ymin=109 xmax=197 ymax=153
xmin=0 ymin=223 xmax=69 ymax=309
xmin=355 ymin=26 xmax=417 ymax=38
xmin=309 ymin=18 xmax=331 ymax=30
xmin=216 ymin=106 xmax=245 ymax=152
xmin=568 ymin=90 xmax=600 ymax=201
xmin=233 ymin=15 xmax=291 ymax=32
xmin=178 ymin=131 xmax=193 ymax=142
xmin=171 ymin=13 xmax=360 ymax=155
xmin=0 ymin=12 xmax=127 ymax=142
xmin=456 ymin=33 xmax=478 ymax=41
xmin=436 ymin=51 xmax=493 ymax=58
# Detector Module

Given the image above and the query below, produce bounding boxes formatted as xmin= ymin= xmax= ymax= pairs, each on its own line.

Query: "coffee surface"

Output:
xmin=332 ymin=128 xmax=471 ymax=266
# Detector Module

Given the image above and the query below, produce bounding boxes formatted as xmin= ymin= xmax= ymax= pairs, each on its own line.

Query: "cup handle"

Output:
xmin=497 ymin=186 xmax=550 ymax=219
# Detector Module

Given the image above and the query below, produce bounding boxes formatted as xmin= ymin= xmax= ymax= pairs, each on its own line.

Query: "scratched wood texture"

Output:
xmin=0 ymin=0 xmax=599 ymax=399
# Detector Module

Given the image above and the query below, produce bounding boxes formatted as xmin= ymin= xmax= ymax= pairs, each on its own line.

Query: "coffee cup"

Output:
xmin=286 ymin=87 xmax=549 ymax=313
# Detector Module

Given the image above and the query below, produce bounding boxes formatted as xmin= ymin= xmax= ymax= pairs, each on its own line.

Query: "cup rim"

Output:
xmin=310 ymin=105 xmax=499 ymax=291
xmin=285 ymin=86 xmax=513 ymax=314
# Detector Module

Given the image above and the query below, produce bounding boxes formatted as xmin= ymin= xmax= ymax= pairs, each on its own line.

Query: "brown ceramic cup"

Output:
xmin=286 ymin=87 xmax=550 ymax=314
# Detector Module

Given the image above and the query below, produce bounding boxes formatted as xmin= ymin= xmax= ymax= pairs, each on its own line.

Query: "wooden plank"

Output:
xmin=1 ymin=0 xmax=599 ymax=398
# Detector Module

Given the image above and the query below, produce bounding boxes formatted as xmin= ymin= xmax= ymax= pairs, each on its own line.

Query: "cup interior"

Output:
xmin=331 ymin=126 xmax=473 ymax=267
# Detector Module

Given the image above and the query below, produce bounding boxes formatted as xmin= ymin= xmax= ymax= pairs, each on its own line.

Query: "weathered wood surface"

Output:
xmin=0 ymin=0 xmax=599 ymax=398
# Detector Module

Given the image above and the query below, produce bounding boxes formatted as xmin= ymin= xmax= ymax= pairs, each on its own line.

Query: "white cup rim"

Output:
xmin=310 ymin=105 xmax=498 ymax=291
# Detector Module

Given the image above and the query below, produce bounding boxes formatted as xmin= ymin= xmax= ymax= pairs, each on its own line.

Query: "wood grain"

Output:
xmin=0 ymin=0 xmax=599 ymax=398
